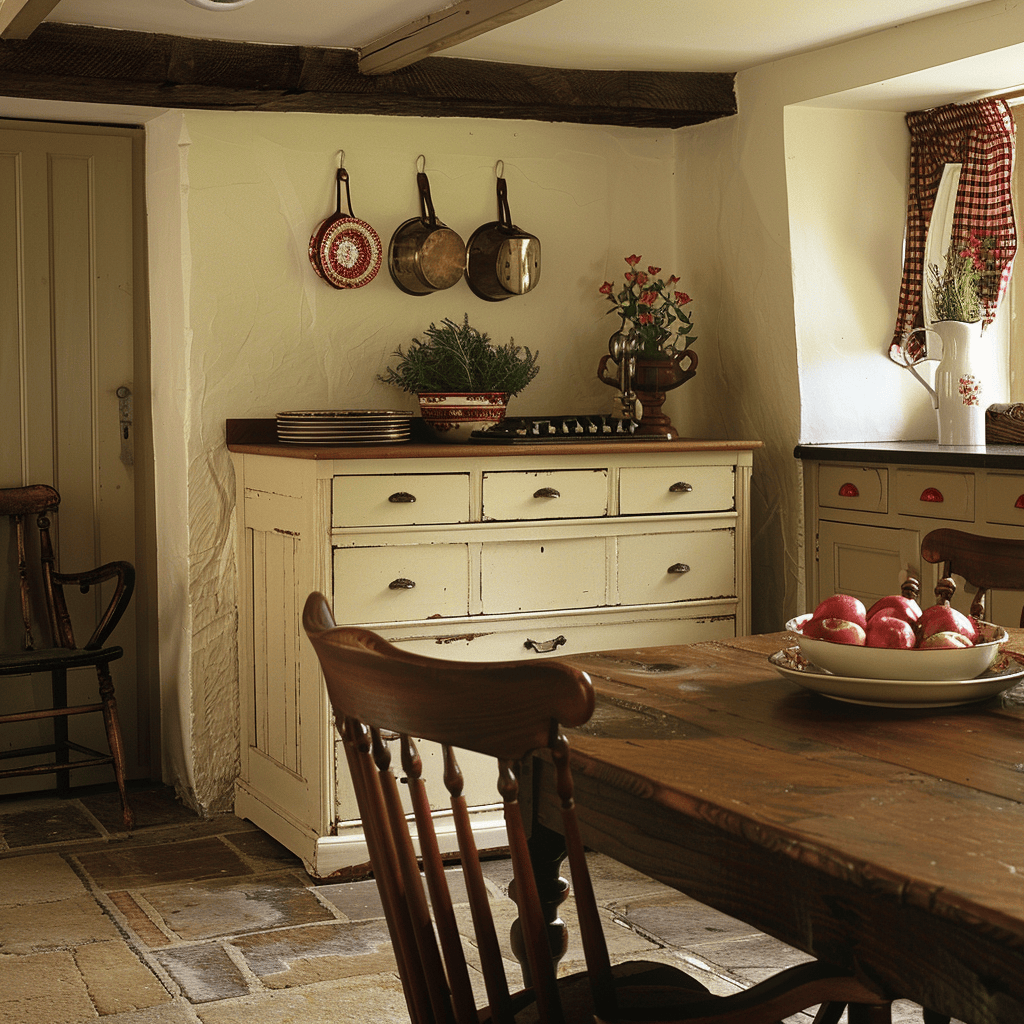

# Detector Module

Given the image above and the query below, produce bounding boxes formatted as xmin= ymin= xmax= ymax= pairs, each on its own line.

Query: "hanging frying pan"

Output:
xmin=308 ymin=159 xmax=382 ymax=289
xmin=466 ymin=169 xmax=541 ymax=301
xmin=388 ymin=159 xmax=466 ymax=296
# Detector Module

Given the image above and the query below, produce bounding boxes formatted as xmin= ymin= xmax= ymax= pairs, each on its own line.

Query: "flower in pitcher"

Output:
xmin=599 ymin=256 xmax=696 ymax=358
xmin=927 ymin=236 xmax=995 ymax=324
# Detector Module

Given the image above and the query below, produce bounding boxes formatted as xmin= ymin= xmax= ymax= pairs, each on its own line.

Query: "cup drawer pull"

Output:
xmin=533 ymin=487 xmax=561 ymax=499
xmin=920 ymin=487 xmax=944 ymax=503
xmin=388 ymin=492 xmax=416 ymax=503
xmin=524 ymin=635 xmax=567 ymax=653
xmin=669 ymin=481 xmax=693 ymax=493
xmin=1015 ymin=494 xmax=1024 ymax=510
xmin=668 ymin=563 xmax=691 ymax=575
xmin=389 ymin=578 xmax=416 ymax=590
xmin=838 ymin=483 xmax=859 ymax=498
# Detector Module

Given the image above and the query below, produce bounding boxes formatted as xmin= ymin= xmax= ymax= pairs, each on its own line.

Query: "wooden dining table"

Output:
xmin=522 ymin=629 xmax=1024 ymax=1024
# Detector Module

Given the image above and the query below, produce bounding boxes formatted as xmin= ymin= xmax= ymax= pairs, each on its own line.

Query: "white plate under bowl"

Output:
xmin=770 ymin=647 xmax=1024 ymax=707
xmin=786 ymin=614 xmax=1008 ymax=681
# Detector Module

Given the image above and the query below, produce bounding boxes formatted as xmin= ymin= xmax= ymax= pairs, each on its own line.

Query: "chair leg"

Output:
xmin=96 ymin=662 xmax=134 ymax=830
xmin=848 ymin=1002 xmax=892 ymax=1024
xmin=51 ymin=667 xmax=70 ymax=798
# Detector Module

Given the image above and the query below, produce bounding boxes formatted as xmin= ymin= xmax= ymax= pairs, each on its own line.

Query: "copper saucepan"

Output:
xmin=466 ymin=173 xmax=541 ymax=302
xmin=388 ymin=164 xmax=466 ymax=296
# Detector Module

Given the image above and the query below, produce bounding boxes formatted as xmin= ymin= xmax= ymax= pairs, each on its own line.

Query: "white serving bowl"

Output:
xmin=786 ymin=614 xmax=1008 ymax=681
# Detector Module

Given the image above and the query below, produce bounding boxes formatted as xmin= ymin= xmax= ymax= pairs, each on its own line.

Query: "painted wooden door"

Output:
xmin=0 ymin=123 xmax=140 ymax=792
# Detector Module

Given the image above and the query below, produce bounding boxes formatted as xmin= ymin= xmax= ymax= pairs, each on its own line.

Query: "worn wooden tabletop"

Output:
xmin=529 ymin=629 xmax=1024 ymax=1024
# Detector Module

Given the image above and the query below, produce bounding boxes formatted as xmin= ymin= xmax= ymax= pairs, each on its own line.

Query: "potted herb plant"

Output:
xmin=378 ymin=314 xmax=540 ymax=442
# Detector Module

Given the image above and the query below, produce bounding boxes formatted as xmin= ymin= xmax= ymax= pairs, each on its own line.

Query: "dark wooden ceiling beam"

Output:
xmin=0 ymin=23 xmax=735 ymax=129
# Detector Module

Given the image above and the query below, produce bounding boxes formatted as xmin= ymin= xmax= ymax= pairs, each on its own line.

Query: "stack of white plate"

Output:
xmin=276 ymin=410 xmax=414 ymax=446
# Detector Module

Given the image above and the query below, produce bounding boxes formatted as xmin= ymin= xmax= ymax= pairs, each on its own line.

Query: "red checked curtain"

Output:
xmin=889 ymin=98 xmax=1016 ymax=362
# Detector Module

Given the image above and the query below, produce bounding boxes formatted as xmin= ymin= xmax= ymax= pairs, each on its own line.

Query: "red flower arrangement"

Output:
xmin=599 ymin=254 xmax=696 ymax=358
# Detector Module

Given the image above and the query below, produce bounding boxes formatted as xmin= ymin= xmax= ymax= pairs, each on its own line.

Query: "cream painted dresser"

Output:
xmin=228 ymin=422 xmax=760 ymax=878
xmin=798 ymin=441 xmax=1024 ymax=625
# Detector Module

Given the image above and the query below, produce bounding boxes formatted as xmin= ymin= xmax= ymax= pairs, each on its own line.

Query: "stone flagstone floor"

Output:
xmin=0 ymin=784 xmax=954 ymax=1024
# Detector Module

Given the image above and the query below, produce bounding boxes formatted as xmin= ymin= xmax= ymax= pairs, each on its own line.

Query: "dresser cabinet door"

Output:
xmin=479 ymin=537 xmax=607 ymax=613
xmin=482 ymin=469 xmax=608 ymax=520
xmin=333 ymin=544 xmax=470 ymax=622
xmin=618 ymin=528 xmax=735 ymax=605
xmin=619 ymin=465 xmax=735 ymax=514
xmin=818 ymin=520 xmax=922 ymax=605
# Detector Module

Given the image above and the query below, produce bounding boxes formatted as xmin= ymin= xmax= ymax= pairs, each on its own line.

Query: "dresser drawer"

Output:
xmin=481 ymin=469 xmax=608 ymax=521
xmin=479 ymin=537 xmax=607 ymax=613
xmin=985 ymin=473 xmax=1024 ymax=527
xmin=332 ymin=544 xmax=470 ymax=622
xmin=895 ymin=469 xmax=974 ymax=521
xmin=817 ymin=465 xmax=887 ymax=513
xmin=333 ymin=473 xmax=471 ymax=528
xmin=617 ymin=528 xmax=735 ymax=605
xmin=619 ymin=465 xmax=734 ymax=515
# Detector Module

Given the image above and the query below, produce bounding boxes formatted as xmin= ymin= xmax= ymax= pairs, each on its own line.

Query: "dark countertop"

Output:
xmin=794 ymin=441 xmax=1024 ymax=469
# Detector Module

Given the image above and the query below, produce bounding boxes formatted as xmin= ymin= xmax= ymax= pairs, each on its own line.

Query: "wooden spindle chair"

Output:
xmin=303 ymin=591 xmax=892 ymax=1024
xmin=0 ymin=485 xmax=134 ymax=828
xmin=922 ymin=528 xmax=1024 ymax=626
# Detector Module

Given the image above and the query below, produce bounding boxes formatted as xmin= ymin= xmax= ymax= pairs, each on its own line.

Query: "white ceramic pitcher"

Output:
xmin=899 ymin=319 xmax=986 ymax=446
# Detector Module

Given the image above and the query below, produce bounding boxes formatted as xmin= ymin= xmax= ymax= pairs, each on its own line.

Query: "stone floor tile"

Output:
xmin=313 ymin=876 xmax=385 ymax=921
xmin=195 ymin=973 xmax=408 ymax=1024
xmin=689 ymin=932 xmax=814 ymax=974
xmin=142 ymin=872 xmax=334 ymax=941
xmin=0 ymin=948 xmax=96 ymax=1024
xmin=0 ymin=800 xmax=104 ymax=848
xmin=0 ymin=893 xmax=120 ymax=953
xmin=108 ymin=890 xmax=175 ymax=948
xmin=154 ymin=943 xmax=251 ymax=1003
xmin=230 ymin=919 xmax=395 ymax=987
xmin=220 ymin=829 xmax=305 ymax=873
xmin=74 ymin=938 xmax=173 ymax=1014
xmin=78 ymin=1003 xmax=202 ymax=1023
xmin=80 ymin=786 xmax=198 ymax=835
xmin=610 ymin=893 xmax=761 ymax=948
xmin=0 ymin=852 xmax=86 ymax=906
xmin=77 ymin=836 xmax=254 ymax=890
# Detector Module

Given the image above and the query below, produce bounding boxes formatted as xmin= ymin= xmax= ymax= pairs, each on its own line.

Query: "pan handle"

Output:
xmin=417 ymin=172 xmax=438 ymax=227
xmin=336 ymin=168 xmax=356 ymax=218
xmin=496 ymin=177 xmax=513 ymax=229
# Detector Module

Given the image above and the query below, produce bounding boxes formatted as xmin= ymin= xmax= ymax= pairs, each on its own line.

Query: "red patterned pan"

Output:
xmin=309 ymin=164 xmax=382 ymax=289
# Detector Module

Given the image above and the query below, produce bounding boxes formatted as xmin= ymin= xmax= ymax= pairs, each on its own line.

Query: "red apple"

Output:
xmin=866 ymin=594 xmax=922 ymax=627
xmin=864 ymin=615 xmax=917 ymax=650
xmin=917 ymin=604 xmax=977 ymax=644
xmin=810 ymin=594 xmax=867 ymax=628
xmin=917 ymin=630 xmax=974 ymax=650
xmin=803 ymin=616 xmax=866 ymax=646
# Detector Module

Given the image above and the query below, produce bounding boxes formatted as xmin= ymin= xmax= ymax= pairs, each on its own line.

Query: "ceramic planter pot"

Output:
xmin=418 ymin=392 xmax=507 ymax=443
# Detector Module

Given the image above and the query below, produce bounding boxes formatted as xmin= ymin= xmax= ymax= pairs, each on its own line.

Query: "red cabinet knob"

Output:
xmin=1016 ymin=494 xmax=1024 ymax=510
xmin=920 ymin=487 xmax=944 ymax=503
xmin=838 ymin=483 xmax=859 ymax=498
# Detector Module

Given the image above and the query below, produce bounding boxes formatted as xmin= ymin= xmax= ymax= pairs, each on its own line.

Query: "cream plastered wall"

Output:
xmin=673 ymin=0 xmax=1024 ymax=634
xmin=145 ymin=109 xmax=686 ymax=812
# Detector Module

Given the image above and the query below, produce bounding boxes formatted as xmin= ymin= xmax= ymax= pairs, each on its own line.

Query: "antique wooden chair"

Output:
xmin=303 ymin=591 xmax=892 ymax=1024
xmin=922 ymin=528 xmax=1024 ymax=626
xmin=0 ymin=485 xmax=135 ymax=828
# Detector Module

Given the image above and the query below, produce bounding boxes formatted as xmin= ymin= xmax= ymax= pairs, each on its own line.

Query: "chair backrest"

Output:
xmin=302 ymin=591 xmax=612 ymax=1024
xmin=921 ymin=528 xmax=1024 ymax=626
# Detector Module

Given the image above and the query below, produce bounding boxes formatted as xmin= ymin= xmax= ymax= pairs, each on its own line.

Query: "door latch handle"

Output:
xmin=116 ymin=385 xmax=133 ymax=466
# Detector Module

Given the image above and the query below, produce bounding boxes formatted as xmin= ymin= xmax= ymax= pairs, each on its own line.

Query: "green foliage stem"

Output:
xmin=377 ymin=315 xmax=540 ymax=397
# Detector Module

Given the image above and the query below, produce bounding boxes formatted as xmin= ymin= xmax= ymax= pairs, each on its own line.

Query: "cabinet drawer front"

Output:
xmin=618 ymin=529 xmax=735 ymax=605
xmin=482 ymin=469 xmax=608 ymax=521
xmin=985 ymin=473 xmax=1024 ymax=526
xmin=619 ymin=465 xmax=734 ymax=515
xmin=480 ymin=537 xmax=607 ymax=613
xmin=333 ymin=473 xmax=471 ymax=528
xmin=817 ymin=465 xmax=887 ymax=513
xmin=333 ymin=544 xmax=470 ymax=622
xmin=895 ymin=469 xmax=974 ymax=521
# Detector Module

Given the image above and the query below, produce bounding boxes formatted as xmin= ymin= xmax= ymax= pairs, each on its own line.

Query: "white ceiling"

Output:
xmin=46 ymin=0 xmax=994 ymax=74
